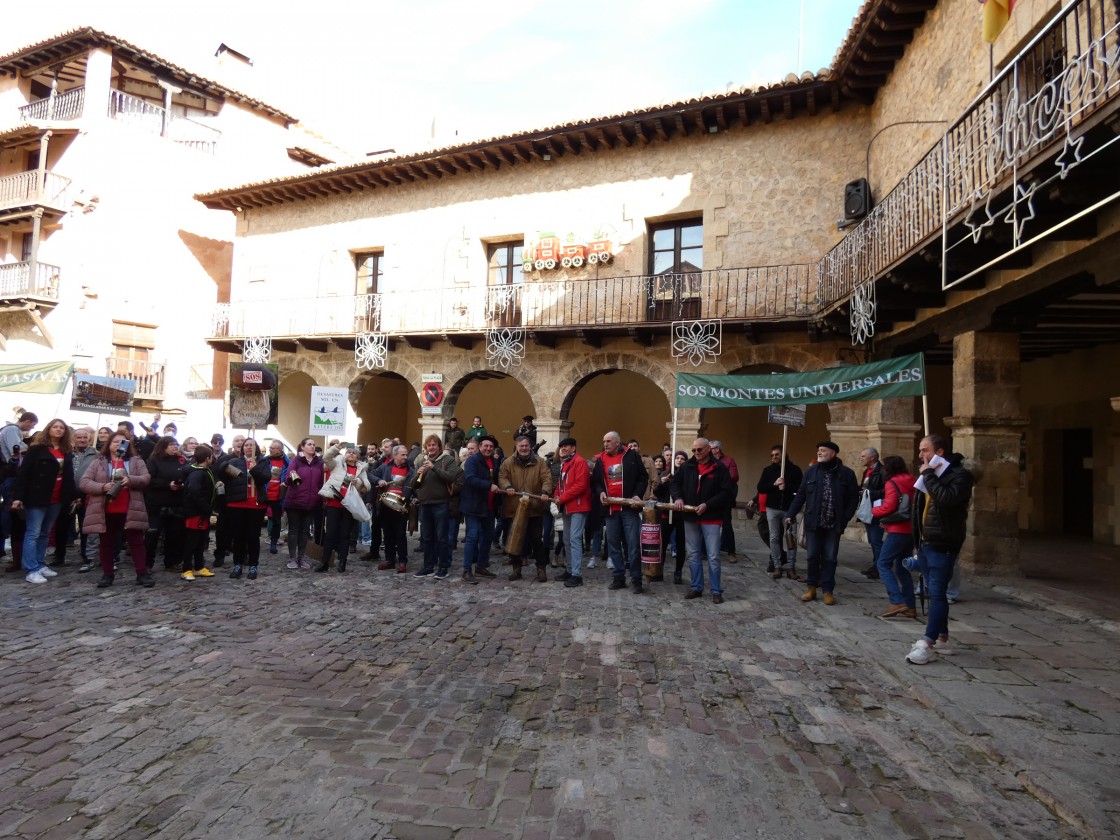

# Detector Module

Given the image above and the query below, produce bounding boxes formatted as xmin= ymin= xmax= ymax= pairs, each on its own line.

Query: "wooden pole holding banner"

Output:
xmin=921 ymin=395 xmax=929 ymax=436
xmin=669 ymin=407 xmax=678 ymax=524
xmin=780 ymin=425 xmax=788 ymax=482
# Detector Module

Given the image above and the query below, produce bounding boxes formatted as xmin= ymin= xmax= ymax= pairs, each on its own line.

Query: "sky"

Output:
xmin=1 ymin=0 xmax=866 ymax=154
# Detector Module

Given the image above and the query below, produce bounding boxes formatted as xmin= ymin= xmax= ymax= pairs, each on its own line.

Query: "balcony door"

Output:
xmin=354 ymin=251 xmax=384 ymax=332
xmin=648 ymin=219 xmax=703 ymax=321
xmin=488 ymin=241 xmax=523 ymax=327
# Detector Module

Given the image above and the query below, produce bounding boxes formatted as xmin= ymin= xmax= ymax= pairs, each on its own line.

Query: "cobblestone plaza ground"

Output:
xmin=1 ymin=528 xmax=1117 ymax=839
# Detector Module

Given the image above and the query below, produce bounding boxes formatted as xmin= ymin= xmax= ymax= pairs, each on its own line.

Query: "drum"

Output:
xmin=640 ymin=506 xmax=661 ymax=581
xmin=379 ymin=490 xmax=408 ymax=514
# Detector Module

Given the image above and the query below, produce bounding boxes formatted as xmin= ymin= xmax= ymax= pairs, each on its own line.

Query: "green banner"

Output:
xmin=0 ymin=361 xmax=74 ymax=394
xmin=675 ymin=354 xmax=926 ymax=408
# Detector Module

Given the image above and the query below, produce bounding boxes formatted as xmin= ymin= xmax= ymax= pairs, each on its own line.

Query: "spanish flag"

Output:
xmin=981 ymin=0 xmax=1016 ymax=44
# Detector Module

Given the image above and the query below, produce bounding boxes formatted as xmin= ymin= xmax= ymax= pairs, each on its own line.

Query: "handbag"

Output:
xmin=877 ymin=479 xmax=912 ymax=524
xmin=797 ymin=517 xmax=807 ymax=549
xmin=342 ymin=484 xmax=372 ymax=522
xmin=855 ymin=489 xmax=874 ymax=524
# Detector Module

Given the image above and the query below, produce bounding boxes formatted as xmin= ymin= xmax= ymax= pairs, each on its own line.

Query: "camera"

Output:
xmin=116 ymin=439 xmax=129 ymax=458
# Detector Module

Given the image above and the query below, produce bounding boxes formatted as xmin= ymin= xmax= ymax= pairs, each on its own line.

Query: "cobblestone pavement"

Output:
xmin=0 ymin=527 xmax=1114 ymax=839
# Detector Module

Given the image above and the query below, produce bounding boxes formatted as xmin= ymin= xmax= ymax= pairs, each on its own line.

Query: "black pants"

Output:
xmin=267 ymin=500 xmax=284 ymax=545
xmin=324 ymin=506 xmax=354 ymax=565
xmin=721 ymin=485 xmax=738 ymax=554
xmin=505 ymin=516 xmax=547 ymax=569
xmin=183 ymin=527 xmax=210 ymax=572
xmin=285 ymin=507 xmax=316 ymax=561
xmin=214 ymin=507 xmax=234 ymax=558
xmin=226 ymin=506 xmax=265 ymax=567
xmin=145 ymin=505 xmax=185 ymax=570
xmin=382 ymin=511 xmax=408 ymax=566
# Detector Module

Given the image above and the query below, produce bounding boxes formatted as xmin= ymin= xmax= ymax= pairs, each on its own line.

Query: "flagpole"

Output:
xmin=780 ymin=425 xmax=788 ymax=482
xmin=922 ymin=395 xmax=929 ymax=437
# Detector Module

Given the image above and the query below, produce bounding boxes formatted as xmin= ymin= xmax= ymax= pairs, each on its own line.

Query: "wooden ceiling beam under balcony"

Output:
xmin=652 ymin=119 xmax=668 ymax=142
xmin=760 ymin=98 xmax=771 ymax=124
xmin=673 ymin=113 xmax=687 ymax=137
xmin=782 ymin=94 xmax=793 ymax=120
xmin=692 ymin=111 xmax=706 ymax=134
xmin=806 ymin=89 xmax=817 ymax=116
xmin=593 ymin=127 xmax=613 ymax=150
xmin=558 ymin=134 xmax=577 ymax=155
xmin=714 ymin=106 xmax=728 ymax=131
xmin=444 ymin=334 xmax=473 ymax=350
xmin=529 ymin=331 xmax=555 ymax=349
xmin=614 ymin=125 xmax=632 ymax=148
xmin=634 ymin=121 xmax=650 ymax=144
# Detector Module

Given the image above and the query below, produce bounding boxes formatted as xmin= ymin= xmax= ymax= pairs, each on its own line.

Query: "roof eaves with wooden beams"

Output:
xmin=0 ymin=27 xmax=297 ymax=123
xmin=828 ymin=0 xmax=938 ymax=104
xmin=196 ymin=74 xmax=845 ymax=211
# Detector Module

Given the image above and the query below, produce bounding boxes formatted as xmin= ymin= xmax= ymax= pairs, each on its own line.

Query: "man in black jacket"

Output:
xmin=757 ymin=444 xmax=803 ymax=579
xmin=858 ymin=447 xmax=885 ymax=580
xmin=785 ymin=441 xmax=859 ymax=605
xmin=671 ymin=438 xmax=734 ymax=604
xmin=590 ymin=431 xmax=647 ymax=593
xmin=906 ymin=434 xmax=973 ymax=665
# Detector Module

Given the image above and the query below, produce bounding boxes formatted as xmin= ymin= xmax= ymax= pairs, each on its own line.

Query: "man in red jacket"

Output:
xmin=553 ymin=437 xmax=591 ymax=588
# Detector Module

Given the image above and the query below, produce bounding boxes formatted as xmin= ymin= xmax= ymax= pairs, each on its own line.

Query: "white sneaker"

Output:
xmin=38 ymin=566 xmax=58 ymax=578
xmin=587 ymin=558 xmax=597 ymax=569
xmin=25 ymin=571 xmax=48 ymax=584
xmin=933 ymin=639 xmax=955 ymax=656
xmin=286 ymin=558 xmax=300 ymax=569
xmin=906 ymin=639 xmax=937 ymax=665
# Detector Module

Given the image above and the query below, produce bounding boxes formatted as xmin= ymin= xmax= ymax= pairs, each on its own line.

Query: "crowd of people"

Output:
xmin=0 ymin=409 xmax=971 ymax=664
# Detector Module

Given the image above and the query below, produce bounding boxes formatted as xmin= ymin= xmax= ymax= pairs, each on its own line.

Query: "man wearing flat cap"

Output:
xmin=515 ymin=415 xmax=537 ymax=449
xmin=785 ymin=441 xmax=859 ymax=605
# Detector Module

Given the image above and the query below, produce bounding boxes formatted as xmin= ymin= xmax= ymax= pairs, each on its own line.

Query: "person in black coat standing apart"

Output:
xmin=671 ymin=438 xmax=734 ymax=604
xmin=785 ymin=441 xmax=859 ymax=606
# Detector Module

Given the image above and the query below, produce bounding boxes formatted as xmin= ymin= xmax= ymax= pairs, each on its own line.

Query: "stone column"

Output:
xmin=534 ymin=417 xmax=572 ymax=456
xmin=416 ymin=415 xmax=446 ymax=448
xmin=666 ymin=415 xmax=703 ymax=455
xmin=945 ymin=331 xmax=1028 ymax=576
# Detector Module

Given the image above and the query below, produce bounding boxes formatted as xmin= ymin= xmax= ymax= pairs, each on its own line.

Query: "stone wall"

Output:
xmin=231 ymin=108 xmax=870 ymax=308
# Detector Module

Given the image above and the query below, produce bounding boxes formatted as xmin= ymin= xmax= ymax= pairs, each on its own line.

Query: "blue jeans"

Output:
xmin=684 ymin=520 xmax=722 ymax=595
xmin=562 ymin=511 xmax=586 ymax=576
xmin=604 ymin=509 xmax=641 ymax=582
xmin=920 ymin=545 xmax=956 ymax=643
xmin=877 ymin=531 xmax=915 ymax=608
xmin=359 ymin=517 xmax=372 ymax=544
xmin=419 ymin=503 xmax=450 ymax=572
xmin=463 ymin=513 xmax=494 ymax=573
xmin=447 ymin=511 xmax=461 ymax=550
xmin=22 ymin=503 xmax=62 ymax=573
xmin=804 ymin=527 xmax=841 ymax=592
xmin=767 ymin=507 xmax=794 ymax=567
xmin=864 ymin=520 xmax=883 ymax=566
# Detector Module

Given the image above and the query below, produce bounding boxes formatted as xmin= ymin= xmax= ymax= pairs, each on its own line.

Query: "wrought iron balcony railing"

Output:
xmin=210 ymin=265 xmax=817 ymax=340
xmin=106 ymin=358 xmax=166 ymax=400
xmin=0 ymin=171 xmax=72 ymax=214
xmin=0 ymin=262 xmax=60 ymax=302
xmin=108 ymin=90 xmax=222 ymax=154
xmin=819 ymin=0 xmax=1120 ymax=307
xmin=18 ymin=88 xmax=86 ymax=122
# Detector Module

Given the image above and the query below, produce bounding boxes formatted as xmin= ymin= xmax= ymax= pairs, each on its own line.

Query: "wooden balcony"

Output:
xmin=18 ymin=87 xmax=85 ymax=122
xmin=0 ymin=261 xmax=60 ymax=305
xmin=106 ymin=357 xmax=166 ymax=401
xmin=0 ymin=171 xmax=71 ymax=216
xmin=208 ymin=265 xmax=818 ymax=351
xmin=108 ymin=90 xmax=221 ymax=154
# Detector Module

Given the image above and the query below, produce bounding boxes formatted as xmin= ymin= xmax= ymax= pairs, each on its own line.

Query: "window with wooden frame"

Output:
xmin=648 ymin=219 xmax=703 ymax=319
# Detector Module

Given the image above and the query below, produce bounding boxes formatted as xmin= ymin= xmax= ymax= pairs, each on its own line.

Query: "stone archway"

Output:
xmin=444 ymin=369 xmax=536 ymax=450
xmin=559 ymin=361 xmax=673 ymax=456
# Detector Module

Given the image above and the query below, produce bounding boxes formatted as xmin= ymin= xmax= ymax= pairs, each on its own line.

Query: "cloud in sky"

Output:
xmin=0 ymin=0 xmax=865 ymax=153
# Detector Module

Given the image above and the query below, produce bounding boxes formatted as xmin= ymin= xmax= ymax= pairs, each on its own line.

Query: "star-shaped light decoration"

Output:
xmin=486 ymin=328 xmax=524 ymax=370
xmin=1054 ymin=133 xmax=1085 ymax=180
xmin=242 ymin=336 xmax=272 ymax=364
xmin=671 ymin=319 xmax=722 ymax=367
xmin=1005 ymin=180 xmax=1037 ymax=244
xmin=964 ymin=190 xmax=997 ymax=244
xmin=355 ymin=332 xmax=388 ymax=370
xmin=850 ymin=281 xmax=876 ymax=346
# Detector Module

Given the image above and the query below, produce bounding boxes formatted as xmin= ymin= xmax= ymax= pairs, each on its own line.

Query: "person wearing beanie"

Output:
xmin=784 ymin=441 xmax=859 ymax=605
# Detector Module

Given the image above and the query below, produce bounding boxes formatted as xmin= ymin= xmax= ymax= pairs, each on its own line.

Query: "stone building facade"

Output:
xmin=201 ymin=0 xmax=1120 ymax=571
